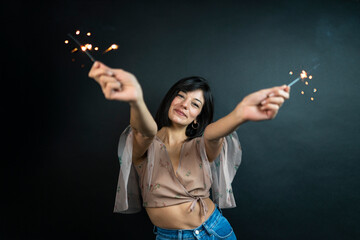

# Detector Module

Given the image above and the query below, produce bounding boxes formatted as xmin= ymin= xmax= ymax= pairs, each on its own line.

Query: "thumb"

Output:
xmin=283 ymin=85 xmax=291 ymax=93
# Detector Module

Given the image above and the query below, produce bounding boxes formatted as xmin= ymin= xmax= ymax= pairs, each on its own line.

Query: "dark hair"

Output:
xmin=155 ymin=76 xmax=214 ymax=141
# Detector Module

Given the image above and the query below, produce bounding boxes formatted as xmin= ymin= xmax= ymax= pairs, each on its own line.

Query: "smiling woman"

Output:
xmin=88 ymin=61 xmax=290 ymax=239
xmin=155 ymin=76 xmax=214 ymax=141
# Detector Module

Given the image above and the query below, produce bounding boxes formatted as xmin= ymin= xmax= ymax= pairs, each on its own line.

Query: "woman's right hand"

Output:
xmin=88 ymin=61 xmax=143 ymax=103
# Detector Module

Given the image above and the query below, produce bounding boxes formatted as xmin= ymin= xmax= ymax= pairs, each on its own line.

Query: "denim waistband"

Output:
xmin=153 ymin=205 xmax=223 ymax=239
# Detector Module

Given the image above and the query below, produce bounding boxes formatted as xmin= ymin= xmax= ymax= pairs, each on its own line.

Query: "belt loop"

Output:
xmin=178 ymin=230 xmax=182 ymax=240
xmin=202 ymin=223 xmax=213 ymax=237
xmin=217 ymin=204 xmax=223 ymax=215
xmin=153 ymin=226 xmax=157 ymax=235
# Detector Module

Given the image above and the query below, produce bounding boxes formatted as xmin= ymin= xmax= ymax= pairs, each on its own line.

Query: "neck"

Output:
xmin=158 ymin=125 xmax=187 ymax=146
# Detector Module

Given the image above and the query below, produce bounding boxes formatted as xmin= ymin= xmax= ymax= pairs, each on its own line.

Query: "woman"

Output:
xmin=88 ymin=61 xmax=290 ymax=239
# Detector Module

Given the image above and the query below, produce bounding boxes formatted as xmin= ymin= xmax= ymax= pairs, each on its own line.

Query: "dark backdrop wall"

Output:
xmin=3 ymin=0 xmax=360 ymax=239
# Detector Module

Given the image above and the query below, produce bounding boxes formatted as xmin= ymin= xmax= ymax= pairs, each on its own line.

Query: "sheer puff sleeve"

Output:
xmin=113 ymin=126 xmax=142 ymax=214
xmin=204 ymin=131 xmax=242 ymax=209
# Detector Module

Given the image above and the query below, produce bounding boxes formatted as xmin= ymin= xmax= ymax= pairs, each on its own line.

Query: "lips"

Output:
xmin=174 ymin=109 xmax=187 ymax=118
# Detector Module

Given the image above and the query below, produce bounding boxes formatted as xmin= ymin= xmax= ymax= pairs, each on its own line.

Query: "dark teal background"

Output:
xmin=3 ymin=0 xmax=360 ymax=239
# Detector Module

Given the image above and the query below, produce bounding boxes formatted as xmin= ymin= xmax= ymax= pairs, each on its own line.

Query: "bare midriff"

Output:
xmin=146 ymin=198 xmax=216 ymax=229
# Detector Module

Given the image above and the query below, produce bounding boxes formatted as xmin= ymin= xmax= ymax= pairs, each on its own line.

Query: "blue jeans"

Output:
xmin=153 ymin=205 xmax=237 ymax=239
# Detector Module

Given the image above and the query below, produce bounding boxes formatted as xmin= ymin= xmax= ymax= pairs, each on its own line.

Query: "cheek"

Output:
xmin=189 ymin=108 xmax=202 ymax=119
xmin=170 ymin=98 xmax=180 ymax=107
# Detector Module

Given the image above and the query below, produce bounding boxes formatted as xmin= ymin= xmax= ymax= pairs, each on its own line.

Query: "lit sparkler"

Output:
xmin=287 ymin=64 xmax=319 ymax=87
xmin=65 ymin=31 xmax=119 ymax=64
xmin=67 ymin=33 xmax=96 ymax=62
xmin=286 ymin=64 xmax=320 ymax=102
xmin=288 ymin=70 xmax=307 ymax=87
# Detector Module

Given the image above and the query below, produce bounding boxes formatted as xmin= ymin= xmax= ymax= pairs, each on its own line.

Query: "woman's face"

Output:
xmin=168 ymin=89 xmax=204 ymax=127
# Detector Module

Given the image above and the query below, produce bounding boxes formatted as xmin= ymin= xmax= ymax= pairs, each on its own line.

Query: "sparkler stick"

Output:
xmin=287 ymin=77 xmax=301 ymax=87
xmin=67 ymin=33 xmax=96 ymax=62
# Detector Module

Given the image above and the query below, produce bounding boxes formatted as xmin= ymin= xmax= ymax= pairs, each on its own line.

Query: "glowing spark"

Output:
xmin=87 ymin=32 xmax=91 ymax=36
xmin=94 ymin=47 xmax=99 ymax=51
xmin=71 ymin=48 xmax=78 ymax=53
xmin=301 ymin=91 xmax=304 ymax=95
xmin=289 ymin=71 xmax=293 ymax=75
xmin=85 ymin=44 xmax=92 ymax=50
xmin=81 ymin=45 xmax=87 ymax=51
xmin=310 ymin=97 xmax=314 ymax=101
xmin=104 ymin=44 xmax=119 ymax=53
xmin=300 ymin=70 xmax=308 ymax=79
xmin=309 ymin=75 xmax=313 ymax=79
xmin=305 ymin=81 xmax=309 ymax=85
xmin=76 ymin=30 xmax=80 ymax=35
xmin=313 ymin=88 xmax=317 ymax=92
xmin=65 ymin=40 xmax=69 ymax=44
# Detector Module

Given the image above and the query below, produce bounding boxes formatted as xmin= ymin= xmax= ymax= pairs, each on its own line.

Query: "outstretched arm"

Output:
xmin=204 ymin=85 xmax=290 ymax=162
xmin=88 ymin=61 xmax=157 ymax=163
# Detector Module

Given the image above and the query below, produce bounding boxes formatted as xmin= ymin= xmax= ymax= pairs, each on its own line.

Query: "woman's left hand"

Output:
xmin=236 ymin=85 xmax=290 ymax=122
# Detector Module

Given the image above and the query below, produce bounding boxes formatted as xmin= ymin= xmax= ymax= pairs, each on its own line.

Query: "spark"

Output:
xmin=310 ymin=97 xmax=314 ymax=101
xmin=104 ymin=44 xmax=119 ymax=53
xmin=85 ymin=44 xmax=92 ymax=50
xmin=313 ymin=88 xmax=317 ymax=92
xmin=309 ymin=75 xmax=313 ymax=79
xmin=87 ymin=32 xmax=91 ymax=36
xmin=300 ymin=70 xmax=308 ymax=79
xmin=289 ymin=71 xmax=293 ymax=75
xmin=76 ymin=30 xmax=80 ymax=35
xmin=71 ymin=48 xmax=78 ymax=53
xmin=65 ymin=40 xmax=69 ymax=44
xmin=301 ymin=91 xmax=304 ymax=95
xmin=305 ymin=81 xmax=309 ymax=85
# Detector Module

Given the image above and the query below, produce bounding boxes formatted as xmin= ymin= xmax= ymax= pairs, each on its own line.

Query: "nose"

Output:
xmin=180 ymin=99 xmax=190 ymax=109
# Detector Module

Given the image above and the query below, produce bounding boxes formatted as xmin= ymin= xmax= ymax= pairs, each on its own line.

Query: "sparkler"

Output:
xmin=286 ymin=64 xmax=320 ymax=102
xmin=65 ymin=31 xmax=119 ymax=65
xmin=67 ymin=33 xmax=96 ymax=62
xmin=287 ymin=64 xmax=319 ymax=87
xmin=287 ymin=70 xmax=307 ymax=87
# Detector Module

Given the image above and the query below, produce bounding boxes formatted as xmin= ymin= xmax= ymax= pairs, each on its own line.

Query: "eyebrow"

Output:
xmin=179 ymin=91 xmax=203 ymax=105
xmin=194 ymin=98 xmax=203 ymax=105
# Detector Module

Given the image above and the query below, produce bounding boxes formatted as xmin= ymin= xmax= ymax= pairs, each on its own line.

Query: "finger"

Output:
xmin=268 ymin=88 xmax=290 ymax=99
xmin=99 ymin=75 xmax=121 ymax=89
xmin=89 ymin=61 xmax=108 ymax=77
xmin=261 ymin=97 xmax=285 ymax=106
xmin=103 ymin=82 xmax=122 ymax=99
xmin=88 ymin=61 xmax=101 ymax=78
xmin=89 ymin=61 xmax=114 ymax=78
xmin=283 ymin=85 xmax=291 ymax=93
xmin=90 ymin=68 xmax=115 ymax=82
xmin=260 ymin=103 xmax=279 ymax=111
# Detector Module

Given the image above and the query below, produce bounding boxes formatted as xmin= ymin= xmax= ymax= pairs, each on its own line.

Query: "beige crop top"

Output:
xmin=113 ymin=126 xmax=242 ymax=216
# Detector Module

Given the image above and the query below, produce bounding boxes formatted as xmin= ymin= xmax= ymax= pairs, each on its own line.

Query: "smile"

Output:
xmin=174 ymin=109 xmax=187 ymax=117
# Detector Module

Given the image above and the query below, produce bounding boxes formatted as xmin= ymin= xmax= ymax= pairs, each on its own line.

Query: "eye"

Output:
xmin=177 ymin=93 xmax=185 ymax=98
xmin=191 ymin=102 xmax=200 ymax=108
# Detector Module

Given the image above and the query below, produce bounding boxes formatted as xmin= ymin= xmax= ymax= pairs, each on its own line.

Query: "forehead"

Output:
xmin=179 ymin=89 xmax=204 ymax=102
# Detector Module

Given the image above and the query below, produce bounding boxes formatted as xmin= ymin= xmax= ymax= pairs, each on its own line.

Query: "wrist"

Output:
xmin=129 ymin=96 xmax=145 ymax=108
xmin=233 ymin=102 xmax=248 ymax=125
